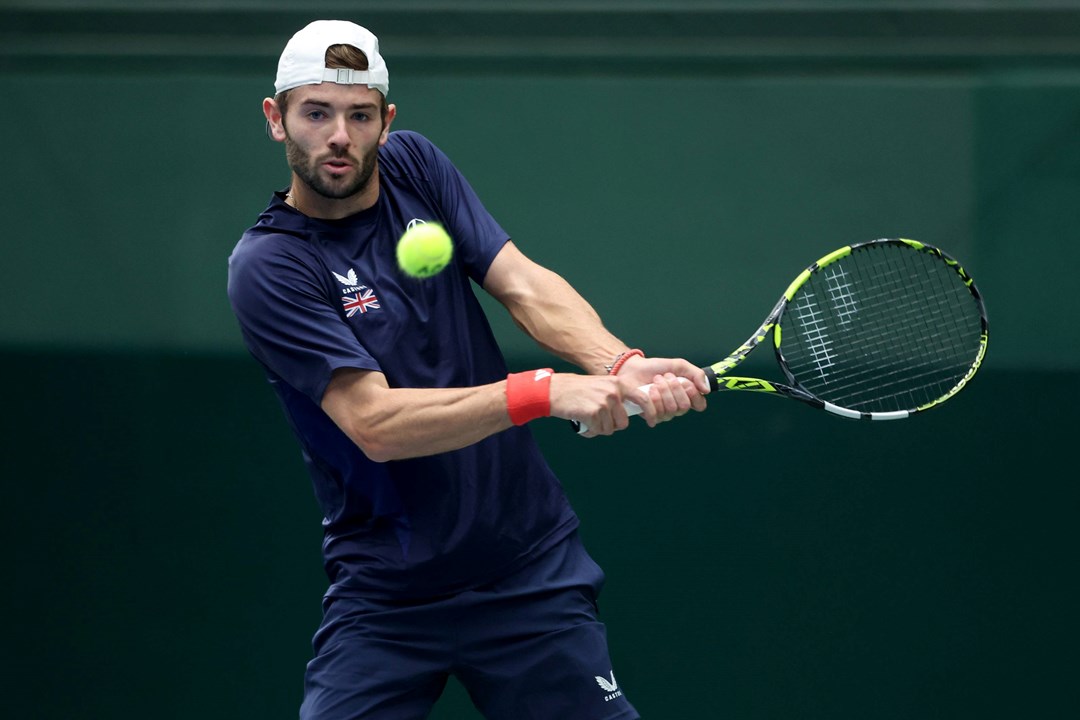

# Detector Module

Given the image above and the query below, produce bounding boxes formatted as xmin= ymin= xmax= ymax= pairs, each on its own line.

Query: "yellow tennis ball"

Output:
xmin=396 ymin=222 xmax=453 ymax=278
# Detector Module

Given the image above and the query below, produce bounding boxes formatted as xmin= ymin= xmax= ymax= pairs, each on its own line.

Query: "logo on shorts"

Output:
xmin=595 ymin=670 xmax=623 ymax=702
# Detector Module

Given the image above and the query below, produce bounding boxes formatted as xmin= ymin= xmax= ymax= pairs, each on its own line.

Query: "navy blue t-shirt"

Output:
xmin=228 ymin=131 xmax=577 ymax=599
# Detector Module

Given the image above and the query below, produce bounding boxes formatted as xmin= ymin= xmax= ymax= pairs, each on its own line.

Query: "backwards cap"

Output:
xmin=274 ymin=20 xmax=389 ymax=96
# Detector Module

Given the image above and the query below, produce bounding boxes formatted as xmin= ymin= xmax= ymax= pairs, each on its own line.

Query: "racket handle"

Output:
xmin=572 ymin=377 xmax=691 ymax=435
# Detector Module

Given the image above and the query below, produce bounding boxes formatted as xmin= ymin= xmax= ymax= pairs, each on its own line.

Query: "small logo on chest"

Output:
xmin=333 ymin=268 xmax=381 ymax=317
xmin=332 ymin=269 xmax=360 ymax=286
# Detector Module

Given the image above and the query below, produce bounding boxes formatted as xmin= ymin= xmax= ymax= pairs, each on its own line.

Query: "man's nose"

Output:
xmin=328 ymin=117 xmax=350 ymax=149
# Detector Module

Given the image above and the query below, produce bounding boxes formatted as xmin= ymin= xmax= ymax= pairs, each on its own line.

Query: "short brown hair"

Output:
xmin=275 ymin=44 xmax=389 ymax=121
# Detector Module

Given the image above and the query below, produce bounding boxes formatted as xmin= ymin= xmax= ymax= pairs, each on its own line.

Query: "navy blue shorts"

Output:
xmin=299 ymin=531 xmax=639 ymax=720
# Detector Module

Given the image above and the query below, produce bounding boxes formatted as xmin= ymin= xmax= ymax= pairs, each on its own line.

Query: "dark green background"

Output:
xmin=2 ymin=1 xmax=1077 ymax=718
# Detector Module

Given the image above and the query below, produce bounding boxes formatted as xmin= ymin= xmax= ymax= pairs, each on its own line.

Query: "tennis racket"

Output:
xmin=575 ymin=238 xmax=988 ymax=434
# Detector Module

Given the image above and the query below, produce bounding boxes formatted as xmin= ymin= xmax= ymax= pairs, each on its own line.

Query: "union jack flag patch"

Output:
xmin=342 ymin=289 xmax=380 ymax=317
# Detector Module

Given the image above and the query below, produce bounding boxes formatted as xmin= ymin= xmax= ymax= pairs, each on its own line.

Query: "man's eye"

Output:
xmin=307 ymin=110 xmax=326 ymax=120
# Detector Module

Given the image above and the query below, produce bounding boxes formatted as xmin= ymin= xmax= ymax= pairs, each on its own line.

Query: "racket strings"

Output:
xmin=812 ymin=289 xmax=979 ymax=410
xmin=780 ymin=243 xmax=984 ymax=413
xmin=833 ymin=268 xmax=979 ymax=408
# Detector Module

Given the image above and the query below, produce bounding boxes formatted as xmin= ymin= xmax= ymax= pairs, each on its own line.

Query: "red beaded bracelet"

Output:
xmin=607 ymin=349 xmax=644 ymax=376
xmin=506 ymin=368 xmax=553 ymax=425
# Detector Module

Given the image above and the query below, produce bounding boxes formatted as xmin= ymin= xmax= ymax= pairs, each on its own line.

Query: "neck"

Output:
xmin=286 ymin=175 xmax=380 ymax=220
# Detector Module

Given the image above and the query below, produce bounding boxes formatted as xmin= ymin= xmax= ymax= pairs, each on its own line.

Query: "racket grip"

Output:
xmin=572 ymin=377 xmax=691 ymax=435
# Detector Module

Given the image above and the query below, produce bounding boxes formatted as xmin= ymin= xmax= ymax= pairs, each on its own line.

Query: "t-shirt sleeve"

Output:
xmin=393 ymin=132 xmax=511 ymax=284
xmin=227 ymin=237 xmax=380 ymax=404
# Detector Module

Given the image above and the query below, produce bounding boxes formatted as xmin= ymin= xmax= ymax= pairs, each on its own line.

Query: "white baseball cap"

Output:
xmin=274 ymin=20 xmax=389 ymax=96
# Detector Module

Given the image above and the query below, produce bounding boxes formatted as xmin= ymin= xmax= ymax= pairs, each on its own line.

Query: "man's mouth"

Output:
xmin=323 ymin=158 xmax=353 ymax=174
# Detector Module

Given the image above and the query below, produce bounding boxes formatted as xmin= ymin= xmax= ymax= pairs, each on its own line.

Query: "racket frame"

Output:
xmin=703 ymin=238 xmax=989 ymax=420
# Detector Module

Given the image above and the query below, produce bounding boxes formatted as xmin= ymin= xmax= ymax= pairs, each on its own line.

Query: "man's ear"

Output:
xmin=379 ymin=103 xmax=397 ymax=145
xmin=263 ymin=97 xmax=287 ymax=142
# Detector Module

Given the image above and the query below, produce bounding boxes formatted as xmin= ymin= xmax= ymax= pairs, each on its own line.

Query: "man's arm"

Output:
xmin=321 ymin=365 xmax=649 ymax=461
xmin=320 ymin=241 xmax=708 ymax=461
xmin=482 ymin=241 xmax=709 ymax=421
xmin=321 ymin=369 xmax=511 ymax=462
xmin=481 ymin=241 xmax=627 ymax=375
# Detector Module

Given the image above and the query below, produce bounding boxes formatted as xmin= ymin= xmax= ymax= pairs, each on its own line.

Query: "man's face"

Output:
xmin=280 ymin=83 xmax=393 ymax=202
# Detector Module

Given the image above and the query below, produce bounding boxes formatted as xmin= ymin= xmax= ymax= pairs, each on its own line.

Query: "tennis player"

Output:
xmin=227 ymin=20 xmax=709 ymax=720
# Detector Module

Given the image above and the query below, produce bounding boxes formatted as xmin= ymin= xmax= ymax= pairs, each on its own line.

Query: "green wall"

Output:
xmin=3 ymin=2 xmax=1077 ymax=718
xmin=3 ymin=0 xmax=1079 ymax=367
xmin=3 ymin=351 xmax=1073 ymax=718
